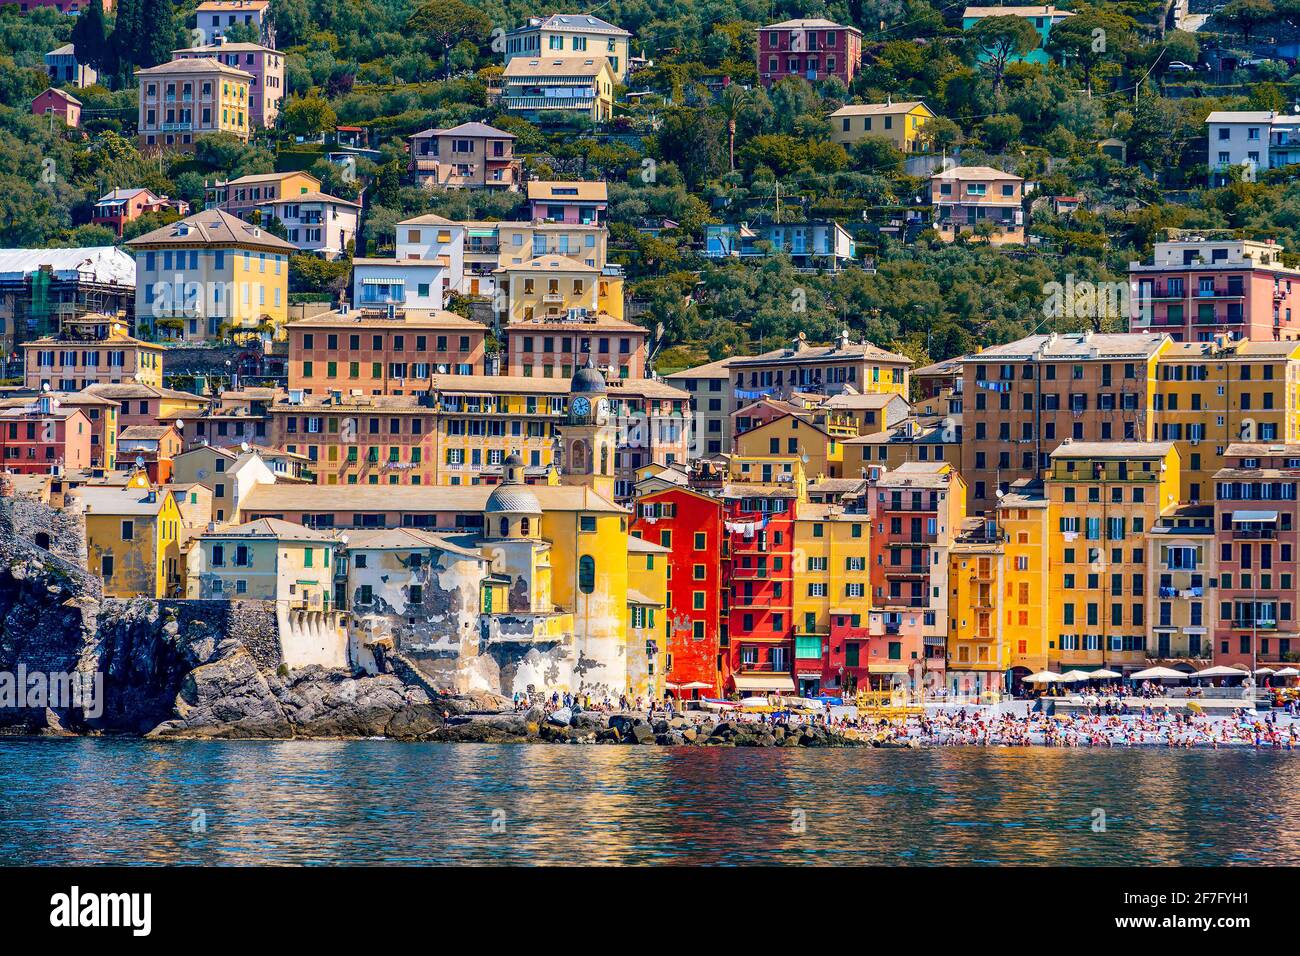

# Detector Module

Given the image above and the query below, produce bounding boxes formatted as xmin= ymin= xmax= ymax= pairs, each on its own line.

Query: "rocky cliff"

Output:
xmin=0 ymin=499 xmax=479 ymax=739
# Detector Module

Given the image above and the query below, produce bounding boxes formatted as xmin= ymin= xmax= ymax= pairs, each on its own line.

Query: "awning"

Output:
xmin=868 ymin=662 xmax=910 ymax=674
xmin=360 ymin=277 xmax=403 ymax=285
xmin=732 ymin=674 xmax=797 ymax=693
xmin=1232 ymin=510 xmax=1278 ymax=522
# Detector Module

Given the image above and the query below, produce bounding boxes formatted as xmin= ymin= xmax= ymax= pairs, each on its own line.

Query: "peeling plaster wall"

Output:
xmin=279 ymin=607 xmax=348 ymax=669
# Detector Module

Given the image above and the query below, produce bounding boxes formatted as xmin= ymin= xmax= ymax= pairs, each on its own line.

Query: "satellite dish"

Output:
xmin=240 ymin=441 xmax=250 ymax=453
xmin=135 ymin=455 xmax=145 ymax=468
xmin=41 ymin=383 xmax=50 ymax=393
xmin=175 ymin=419 xmax=184 ymax=429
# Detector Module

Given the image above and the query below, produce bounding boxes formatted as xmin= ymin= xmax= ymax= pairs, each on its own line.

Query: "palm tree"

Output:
xmin=718 ymin=86 xmax=751 ymax=172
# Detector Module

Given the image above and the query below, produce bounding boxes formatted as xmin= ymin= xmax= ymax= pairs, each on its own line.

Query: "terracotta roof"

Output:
xmin=126 ymin=208 xmax=296 ymax=252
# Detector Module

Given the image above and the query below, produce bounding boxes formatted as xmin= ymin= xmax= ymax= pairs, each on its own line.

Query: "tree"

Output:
xmin=135 ymin=0 xmax=176 ymax=68
xmin=1221 ymin=0 xmax=1276 ymax=42
xmin=717 ymin=86 xmax=751 ymax=172
xmin=407 ymin=0 xmax=492 ymax=78
xmin=281 ymin=93 xmax=337 ymax=136
xmin=967 ymin=15 xmax=1039 ymax=91
xmin=71 ymin=0 xmax=110 ymax=74
xmin=1046 ymin=12 xmax=1135 ymax=89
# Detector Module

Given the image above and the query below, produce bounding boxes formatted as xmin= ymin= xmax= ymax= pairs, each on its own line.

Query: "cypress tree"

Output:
xmin=111 ymin=0 xmax=141 ymax=77
xmin=135 ymin=0 xmax=177 ymax=68
xmin=71 ymin=0 xmax=110 ymax=74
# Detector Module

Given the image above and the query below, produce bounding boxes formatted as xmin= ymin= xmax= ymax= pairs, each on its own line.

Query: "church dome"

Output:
xmin=484 ymin=484 xmax=542 ymax=515
xmin=571 ymin=362 xmax=607 ymax=394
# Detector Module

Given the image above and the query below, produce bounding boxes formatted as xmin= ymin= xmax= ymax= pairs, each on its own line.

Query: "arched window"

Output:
xmin=499 ymin=517 xmax=510 ymax=538
xmin=600 ymin=443 xmax=608 ymax=475
xmin=571 ymin=440 xmax=587 ymax=472
xmin=520 ymin=517 xmax=531 ymax=536
xmin=578 ymin=555 xmax=595 ymax=594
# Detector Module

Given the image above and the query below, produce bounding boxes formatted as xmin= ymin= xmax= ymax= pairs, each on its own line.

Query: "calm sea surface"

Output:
xmin=1 ymin=738 xmax=1296 ymax=865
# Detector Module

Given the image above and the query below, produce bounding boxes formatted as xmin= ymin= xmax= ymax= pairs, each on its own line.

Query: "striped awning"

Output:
xmin=732 ymin=674 xmax=796 ymax=693
xmin=360 ymin=277 xmax=403 ymax=285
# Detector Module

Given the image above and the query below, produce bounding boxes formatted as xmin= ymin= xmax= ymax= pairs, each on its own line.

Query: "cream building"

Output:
xmin=136 ymin=57 xmax=252 ymax=150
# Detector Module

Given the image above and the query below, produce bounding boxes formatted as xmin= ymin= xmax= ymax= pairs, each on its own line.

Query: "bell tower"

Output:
xmin=559 ymin=358 xmax=617 ymax=500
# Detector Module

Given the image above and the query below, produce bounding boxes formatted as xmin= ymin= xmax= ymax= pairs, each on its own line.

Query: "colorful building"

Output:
xmin=526 ymin=181 xmax=608 ymax=225
xmin=961 ymin=6 xmax=1074 ymax=66
xmin=135 ymin=57 xmax=252 ymax=150
xmin=78 ymin=482 xmax=182 ymax=598
xmin=31 ymin=87 xmax=80 ymax=127
xmin=0 ymin=396 xmax=92 ymax=475
xmin=205 ymin=171 xmax=321 ymax=219
xmin=502 ymin=57 xmax=616 ymax=124
xmin=22 ymin=324 xmax=164 ymax=391
xmin=408 ymin=122 xmax=521 ymax=190
xmin=1046 ymin=441 xmax=1181 ymax=672
xmin=829 ymin=101 xmax=935 ymax=153
xmin=503 ymin=14 xmax=632 ymax=81
xmin=729 ymin=332 xmax=913 ymax=402
xmin=174 ymin=40 xmax=284 ymax=127
xmin=757 ymin=18 xmax=862 ymax=88
xmin=930 ymin=166 xmax=1026 ymax=244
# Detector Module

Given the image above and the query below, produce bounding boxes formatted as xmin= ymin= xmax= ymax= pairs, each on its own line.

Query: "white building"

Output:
xmin=350 ymin=214 xmax=466 ymax=309
xmin=1206 ymin=110 xmax=1300 ymax=183
xmin=255 ymin=191 xmax=360 ymax=260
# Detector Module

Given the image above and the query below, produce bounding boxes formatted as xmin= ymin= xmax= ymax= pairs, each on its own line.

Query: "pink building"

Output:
xmin=32 ymin=88 xmax=81 ymax=128
xmin=526 ymin=181 xmax=607 ymax=224
xmin=1130 ymin=238 xmax=1300 ymax=342
xmin=7 ymin=0 xmax=115 ymax=12
xmin=1213 ymin=443 xmax=1300 ymax=670
xmin=757 ymin=18 xmax=862 ymax=89
xmin=173 ymin=40 xmax=284 ymax=127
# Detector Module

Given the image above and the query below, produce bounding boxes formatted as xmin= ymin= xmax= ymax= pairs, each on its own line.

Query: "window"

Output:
xmin=578 ymin=555 xmax=595 ymax=593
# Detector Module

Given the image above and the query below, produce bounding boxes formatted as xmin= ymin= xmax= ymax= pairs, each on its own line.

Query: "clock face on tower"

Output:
xmin=571 ymin=396 xmax=591 ymax=418
xmin=596 ymin=398 xmax=609 ymax=424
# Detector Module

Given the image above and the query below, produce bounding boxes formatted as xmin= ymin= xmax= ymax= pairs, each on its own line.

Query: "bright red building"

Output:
xmin=722 ymin=486 xmax=797 ymax=696
xmin=631 ymin=487 xmax=725 ymax=698
xmin=756 ymin=18 xmax=862 ymax=89
xmin=0 ymin=398 xmax=92 ymax=475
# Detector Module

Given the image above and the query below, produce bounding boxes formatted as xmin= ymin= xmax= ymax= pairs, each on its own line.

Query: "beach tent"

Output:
xmin=1024 ymin=670 xmax=1064 ymax=683
xmin=1129 ymin=666 xmax=1188 ymax=681
xmin=1194 ymin=665 xmax=1249 ymax=679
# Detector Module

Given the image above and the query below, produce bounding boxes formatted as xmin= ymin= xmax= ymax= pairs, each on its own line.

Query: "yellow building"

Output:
xmin=1153 ymin=338 xmax=1300 ymax=504
xmin=1046 ymin=441 xmax=1181 ymax=671
xmin=733 ymin=410 xmax=858 ymax=480
xmin=995 ymin=478 xmax=1050 ymax=680
xmin=792 ymin=501 xmax=873 ymax=695
xmin=136 ymin=56 xmax=252 ymax=149
xmin=947 ymin=520 xmax=1007 ymax=696
xmin=627 ymin=536 xmax=670 ymax=699
xmin=502 ymin=55 xmax=617 ymax=123
xmin=23 ymin=327 xmax=165 ymax=391
xmin=78 ymin=482 xmax=182 ymax=598
xmin=495 ymin=254 xmax=624 ymax=324
xmin=127 ymin=208 xmax=296 ymax=343
xmin=829 ymin=100 xmax=935 ymax=153
xmin=192 ymin=517 xmax=338 ymax=609
xmin=844 ymin=417 xmax=959 ymax=478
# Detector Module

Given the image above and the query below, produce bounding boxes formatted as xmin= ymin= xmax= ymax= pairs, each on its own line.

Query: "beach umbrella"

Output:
xmin=1024 ymin=670 xmax=1064 ymax=683
xmin=1091 ymin=668 xmax=1123 ymax=679
xmin=1194 ymin=665 xmax=1249 ymax=679
xmin=1129 ymin=666 xmax=1188 ymax=681
xmin=1254 ymin=667 xmax=1277 ymax=676
xmin=1058 ymin=670 xmax=1092 ymax=682
xmin=1274 ymin=667 xmax=1300 ymax=677
xmin=679 ymin=681 xmax=713 ymax=690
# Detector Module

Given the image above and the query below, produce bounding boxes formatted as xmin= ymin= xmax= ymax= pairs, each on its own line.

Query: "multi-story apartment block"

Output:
xmin=495 ymin=254 xmax=623 ymax=324
xmin=126 ymin=207 xmax=295 ymax=341
xmin=459 ymin=220 xmax=611 ymax=299
xmin=136 ymin=57 xmax=252 ymax=150
xmin=1047 ymin=441 xmax=1181 ymax=672
xmin=730 ymin=332 xmax=912 ymax=402
xmin=205 ymin=171 xmax=321 ymax=218
xmin=255 ymin=191 xmax=360 ymax=259
xmin=947 ymin=520 xmax=1007 ymax=696
xmin=527 ymin=181 xmax=608 ymax=225
xmin=665 ymin=356 xmax=746 ymax=457
xmin=407 ymin=122 xmax=520 ymax=190
xmin=829 ymin=101 xmax=935 ymax=153
xmin=994 ymin=478 xmax=1050 ymax=682
xmin=1147 ymin=504 xmax=1216 ymax=664
xmin=1213 ymin=443 xmax=1300 ymax=670
xmin=0 ymin=390 xmax=120 ymax=470
xmin=504 ymin=13 xmax=632 ymax=81
xmin=961 ymin=6 xmax=1074 ymax=65
xmin=287 ymin=307 xmax=488 ymax=393
xmin=174 ymin=40 xmax=284 ymax=127
xmin=1129 ymin=238 xmax=1300 ymax=342
xmin=703 ymin=221 xmax=857 ymax=270
xmin=502 ymin=56 xmax=615 ymax=124
xmin=845 ymin=415 xmax=959 ymax=476
xmin=630 ymin=487 xmax=725 ymax=698
xmin=1206 ymin=111 xmax=1300 ymax=184
xmin=195 ymin=0 xmax=275 ymax=47
xmin=931 ymin=165 xmax=1025 ymax=244
xmin=0 ymin=396 xmax=92 ymax=475
xmin=756 ymin=18 xmax=862 ymax=88
xmin=868 ymin=461 xmax=965 ymax=688
xmin=192 ymin=519 xmax=339 ymax=609
xmin=793 ymin=499 xmax=873 ymax=697
xmin=733 ymin=408 xmax=860 ymax=480
xmin=23 ymin=323 xmax=164 ymax=391
xmin=352 ymin=215 xmax=466 ymax=309
xmin=503 ymin=311 xmax=647 ymax=380
xmin=1152 ymin=338 xmax=1300 ymax=503
xmin=960 ymin=331 xmax=1169 ymax=514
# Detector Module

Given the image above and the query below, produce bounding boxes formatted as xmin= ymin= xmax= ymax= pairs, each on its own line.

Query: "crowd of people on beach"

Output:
xmin=508 ymin=688 xmax=1300 ymax=749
